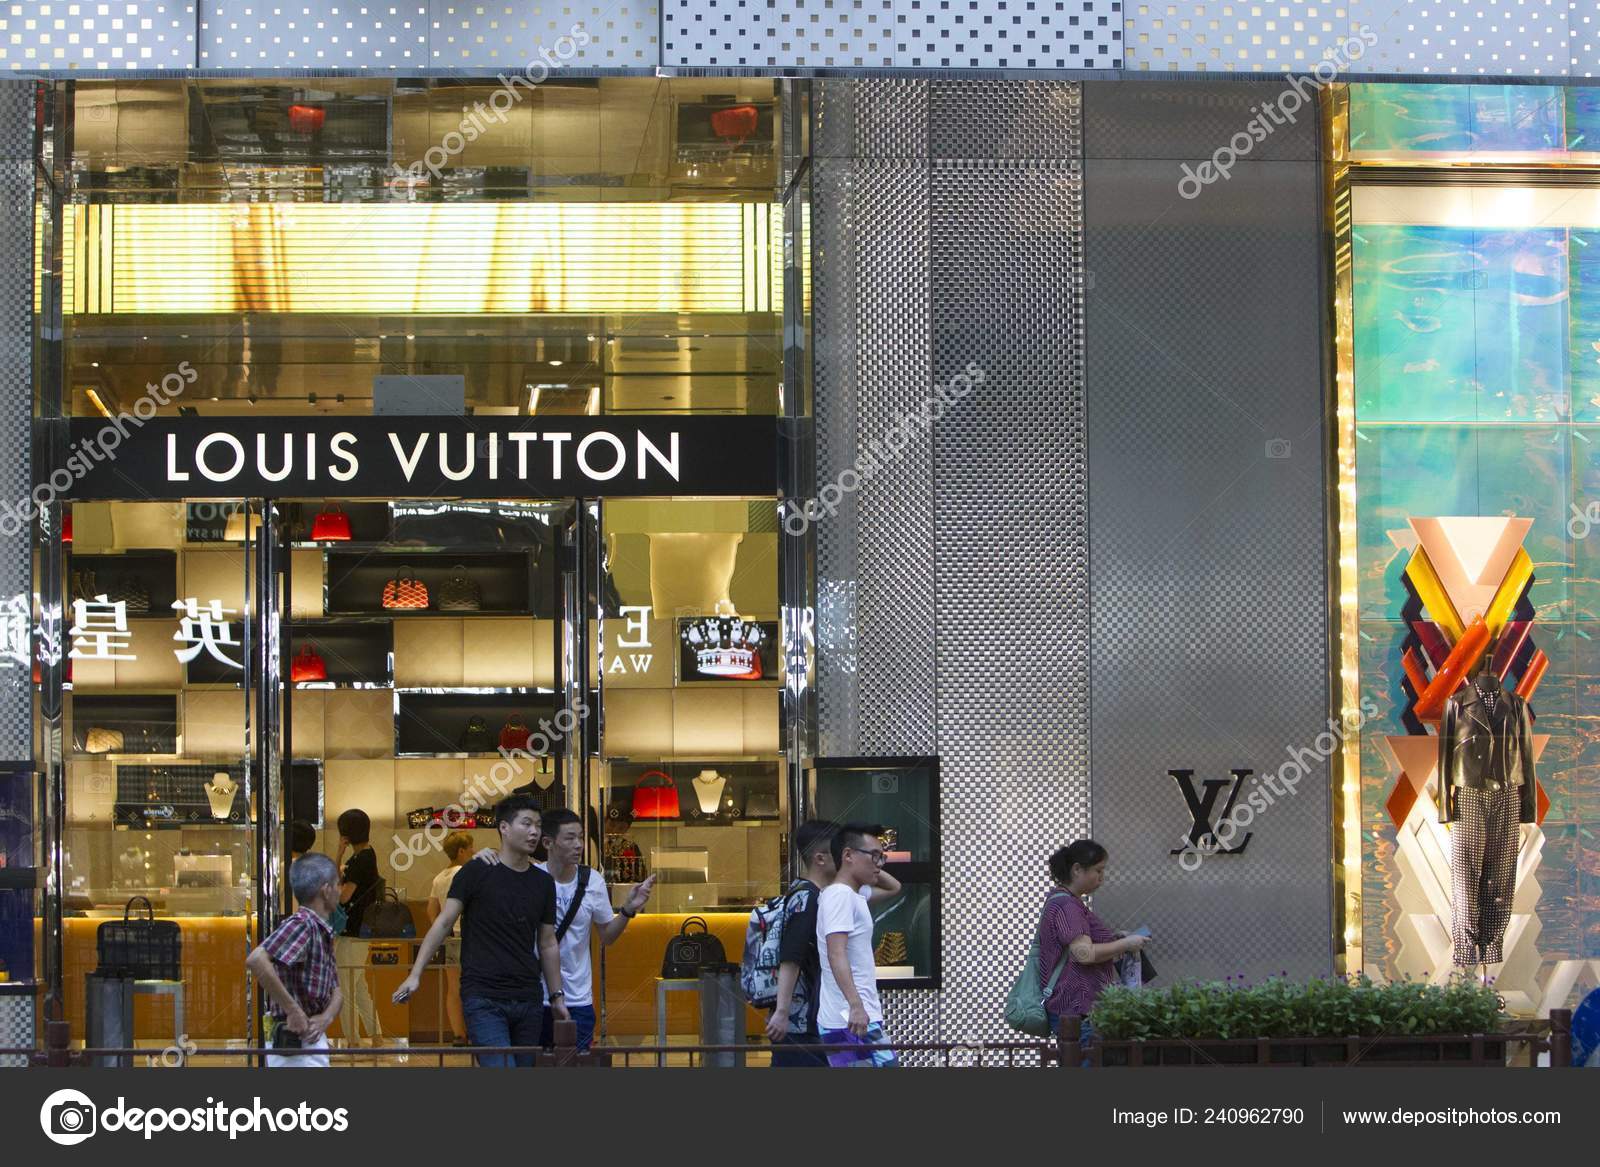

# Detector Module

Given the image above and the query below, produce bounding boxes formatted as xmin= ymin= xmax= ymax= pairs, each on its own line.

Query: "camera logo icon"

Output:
xmin=40 ymin=1088 xmax=97 ymax=1146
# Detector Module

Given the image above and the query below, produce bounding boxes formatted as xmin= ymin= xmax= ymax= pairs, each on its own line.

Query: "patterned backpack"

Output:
xmin=740 ymin=881 xmax=804 ymax=1008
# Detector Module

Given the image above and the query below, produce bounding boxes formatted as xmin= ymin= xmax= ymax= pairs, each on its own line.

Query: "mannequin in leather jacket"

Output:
xmin=1437 ymin=670 xmax=1536 ymax=826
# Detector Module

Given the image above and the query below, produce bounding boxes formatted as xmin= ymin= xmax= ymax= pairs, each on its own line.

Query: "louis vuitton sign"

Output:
xmin=60 ymin=417 xmax=778 ymax=500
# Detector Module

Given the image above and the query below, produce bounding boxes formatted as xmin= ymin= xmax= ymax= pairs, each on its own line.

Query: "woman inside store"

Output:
xmin=335 ymin=808 xmax=386 ymax=1050
xmin=1037 ymin=840 xmax=1148 ymax=1048
xmin=428 ymin=831 xmax=476 ymax=1046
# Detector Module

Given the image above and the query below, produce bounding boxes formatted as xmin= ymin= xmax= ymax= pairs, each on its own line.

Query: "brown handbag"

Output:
xmin=381 ymin=567 xmax=430 ymax=610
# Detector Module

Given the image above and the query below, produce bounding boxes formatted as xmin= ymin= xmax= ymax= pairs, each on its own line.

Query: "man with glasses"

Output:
xmin=816 ymin=824 xmax=899 ymax=1068
xmin=246 ymin=852 xmax=344 ymax=1068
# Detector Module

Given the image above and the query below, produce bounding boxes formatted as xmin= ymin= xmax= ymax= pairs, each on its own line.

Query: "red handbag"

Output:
xmin=288 ymin=104 xmax=326 ymax=134
xmin=290 ymin=645 xmax=327 ymax=683
xmin=498 ymin=715 xmax=530 ymax=752
xmin=630 ymin=771 xmax=681 ymax=820
xmin=381 ymin=567 xmax=429 ymax=610
xmin=711 ymin=104 xmax=759 ymax=146
xmin=310 ymin=505 xmax=352 ymax=541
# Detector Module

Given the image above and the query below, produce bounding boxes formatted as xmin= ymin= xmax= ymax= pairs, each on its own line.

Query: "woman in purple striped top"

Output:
xmin=1037 ymin=840 xmax=1147 ymax=1040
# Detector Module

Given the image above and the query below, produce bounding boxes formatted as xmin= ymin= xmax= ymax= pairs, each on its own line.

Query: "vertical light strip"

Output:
xmin=1329 ymin=85 xmax=1363 ymax=977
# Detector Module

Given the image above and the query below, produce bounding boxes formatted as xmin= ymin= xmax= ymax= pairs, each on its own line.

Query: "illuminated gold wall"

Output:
xmin=63 ymin=202 xmax=782 ymax=316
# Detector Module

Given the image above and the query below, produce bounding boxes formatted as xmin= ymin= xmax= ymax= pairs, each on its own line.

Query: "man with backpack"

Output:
xmin=751 ymin=821 xmax=900 ymax=1067
xmin=471 ymin=808 xmax=656 ymax=1052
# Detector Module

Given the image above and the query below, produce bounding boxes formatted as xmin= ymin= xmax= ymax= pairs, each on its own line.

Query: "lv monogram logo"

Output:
xmin=1168 ymin=768 xmax=1254 ymax=855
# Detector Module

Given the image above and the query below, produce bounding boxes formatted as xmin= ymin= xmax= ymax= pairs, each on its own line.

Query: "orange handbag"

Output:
xmin=289 ymin=645 xmax=327 ymax=683
xmin=381 ymin=567 xmax=429 ymax=610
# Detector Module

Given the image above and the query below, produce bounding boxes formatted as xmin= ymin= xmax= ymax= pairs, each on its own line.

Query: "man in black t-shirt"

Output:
xmin=395 ymin=794 xmax=569 ymax=1066
xmin=764 ymin=821 xmax=900 ymax=1067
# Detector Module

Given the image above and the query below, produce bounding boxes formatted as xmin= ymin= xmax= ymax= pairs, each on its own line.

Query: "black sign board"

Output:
xmin=61 ymin=416 xmax=779 ymax=500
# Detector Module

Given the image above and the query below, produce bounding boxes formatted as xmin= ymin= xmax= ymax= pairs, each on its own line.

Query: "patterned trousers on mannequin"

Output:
xmin=1450 ymin=785 xmax=1518 ymax=966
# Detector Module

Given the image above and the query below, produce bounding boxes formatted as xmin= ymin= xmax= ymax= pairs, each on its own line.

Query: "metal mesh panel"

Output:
xmin=813 ymin=83 xmax=935 ymax=761
xmin=930 ymin=80 xmax=1083 ymax=160
xmin=813 ymin=80 xmax=1087 ymax=1041
xmin=0 ymin=82 xmax=32 ymax=763
xmin=1081 ymin=81 xmax=1332 ymax=982
xmin=930 ymin=89 xmax=1089 ymax=1041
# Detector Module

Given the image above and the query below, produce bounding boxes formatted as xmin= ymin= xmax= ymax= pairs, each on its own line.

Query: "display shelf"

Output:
xmin=0 ymin=867 xmax=43 ymax=890
xmin=325 ymin=550 xmax=548 ymax=617
xmin=70 ymin=694 xmax=180 ymax=755
xmin=282 ymin=621 xmax=393 ymax=687
xmin=67 ymin=549 xmax=179 ymax=614
xmin=394 ymin=688 xmax=560 ymax=757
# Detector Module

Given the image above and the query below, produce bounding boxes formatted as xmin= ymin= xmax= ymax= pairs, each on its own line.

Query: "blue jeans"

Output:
xmin=463 ymin=995 xmax=543 ymax=1067
xmin=770 ymin=1031 xmax=830 ymax=1068
xmin=538 ymin=1003 xmax=597 ymax=1052
xmin=1050 ymin=1013 xmax=1094 ymax=1067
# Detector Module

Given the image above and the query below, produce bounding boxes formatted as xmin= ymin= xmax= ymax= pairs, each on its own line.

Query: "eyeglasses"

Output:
xmin=851 ymin=848 xmax=887 ymax=866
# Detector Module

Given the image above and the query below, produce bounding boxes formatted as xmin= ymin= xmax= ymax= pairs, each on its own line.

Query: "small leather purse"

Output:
xmin=381 ymin=567 xmax=429 ymax=610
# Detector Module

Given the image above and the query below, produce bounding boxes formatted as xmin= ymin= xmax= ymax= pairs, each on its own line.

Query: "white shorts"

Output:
xmin=266 ymin=1032 xmax=330 ymax=1068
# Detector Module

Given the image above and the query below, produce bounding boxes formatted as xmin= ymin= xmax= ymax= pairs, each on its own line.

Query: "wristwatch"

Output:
xmin=547 ymin=990 xmax=565 ymax=1002
xmin=618 ymin=905 xmax=636 ymax=919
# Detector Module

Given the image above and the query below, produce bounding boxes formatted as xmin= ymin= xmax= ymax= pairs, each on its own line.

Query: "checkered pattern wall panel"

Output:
xmin=1081 ymin=80 xmax=1332 ymax=983
xmin=812 ymin=81 xmax=936 ymax=761
xmin=0 ymin=2 xmax=196 ymax=71
xmin=930 ymin=82 xmax=1089 ymax=1042
xmin=663 ymin=0 xmax=1122 ymax=69
xmin=426 ymin=3 xmax=657 ymax=68
xmin=0 ymin=992 xmax=34 ymax=1066
xmin=0 ymin=83 xmax=31 ymax=764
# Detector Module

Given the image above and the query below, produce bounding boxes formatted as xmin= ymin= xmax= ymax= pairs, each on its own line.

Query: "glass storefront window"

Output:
xmin=595 ymin=498 xmax=783 ymax=916
xmin=60 ymin=500 xmax=256 ymax=1047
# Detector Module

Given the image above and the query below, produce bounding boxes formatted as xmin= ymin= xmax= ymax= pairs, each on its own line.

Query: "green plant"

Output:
xmin=1088 ymin=975 xmax=1502 ymax=1042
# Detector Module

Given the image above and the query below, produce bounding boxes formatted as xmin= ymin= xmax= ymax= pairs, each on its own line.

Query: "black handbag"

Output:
xmin=96 ymin=895 xmax=182 ymax=980
xmin=360 ymin=888 xmax=416 ymax=939
xmin=105 ymin=573 xmax=151 ymax=614
xmin=660 ymin=916 xmax=726 ymax=979
xmin=458 ymin=716 xmax=494 ymax=753
xmin=436 ymin=565 xmax=482 ymax=611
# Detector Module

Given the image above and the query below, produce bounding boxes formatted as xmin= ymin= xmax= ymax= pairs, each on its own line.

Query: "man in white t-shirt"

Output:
xmin=476 ymin=808 xmax=654 ymax=1051
xmin=815 ymin=823 xmax=898 ymax=1068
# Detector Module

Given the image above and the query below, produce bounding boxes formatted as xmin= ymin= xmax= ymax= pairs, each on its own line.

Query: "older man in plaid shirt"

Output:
xmin=246 ymin=852 xmax=343 ymax=1067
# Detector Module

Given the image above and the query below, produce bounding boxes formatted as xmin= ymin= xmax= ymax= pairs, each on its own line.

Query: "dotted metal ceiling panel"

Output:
xmin=0 ymin=1 xmax=196 ymax=70
xmin=200 ymin=2 xmax=429 ymax=66
xmin=428 ymin=3 xmax=656 ymax=68
xmin=663 ymin=0 xmax=1123 ymax=70
xmin=1125 ymin=1 xmax=1578 ymax=76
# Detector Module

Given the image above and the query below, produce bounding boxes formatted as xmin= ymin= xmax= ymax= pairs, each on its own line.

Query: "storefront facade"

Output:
xmin=0 ymin=5 xmax=1597 ymax=1064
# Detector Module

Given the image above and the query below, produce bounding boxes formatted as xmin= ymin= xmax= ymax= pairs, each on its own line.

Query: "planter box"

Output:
xmin=1093 ymin=1033 xmax=1511 ymax=1068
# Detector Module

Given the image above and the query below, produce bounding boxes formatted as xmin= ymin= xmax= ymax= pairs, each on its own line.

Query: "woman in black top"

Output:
xmin=335 ymin=809 xmax=385 ymax=1048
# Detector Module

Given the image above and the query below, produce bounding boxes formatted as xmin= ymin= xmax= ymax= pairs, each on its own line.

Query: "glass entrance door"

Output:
xmin=272 ymin=497 xmax=571 ymax=1055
